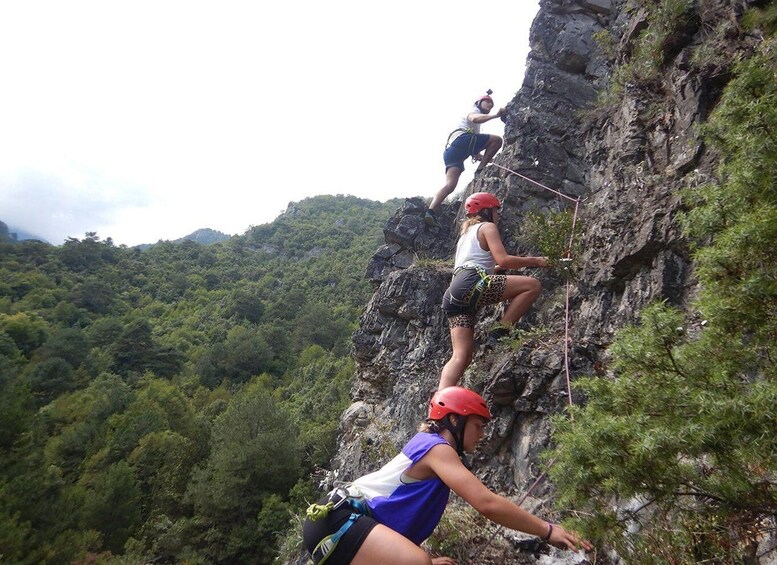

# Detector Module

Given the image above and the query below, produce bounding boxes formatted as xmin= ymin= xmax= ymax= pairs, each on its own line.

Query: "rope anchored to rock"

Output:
xmin=469 ymin=163 xmax=584 ymax=563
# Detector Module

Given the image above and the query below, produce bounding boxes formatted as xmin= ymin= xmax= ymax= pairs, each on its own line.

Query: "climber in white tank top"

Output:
xmin=440 ymin=192 xmax=550 ymax=390
xmin=424 ymin=92 xmax=507 ymax=229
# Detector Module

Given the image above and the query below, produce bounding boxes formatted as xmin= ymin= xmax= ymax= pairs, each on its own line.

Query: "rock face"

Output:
xmin=326 ymin=0 xmax=763 ymax=562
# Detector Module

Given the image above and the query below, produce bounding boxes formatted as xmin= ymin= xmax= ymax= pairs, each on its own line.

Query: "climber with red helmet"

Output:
xmin=303 ymin=386 xmax=591 ymax=564
xmin=424 ymin=91 xmax=507 ymax=228
xmin=439 ymin=191 xmax=549 ymax=389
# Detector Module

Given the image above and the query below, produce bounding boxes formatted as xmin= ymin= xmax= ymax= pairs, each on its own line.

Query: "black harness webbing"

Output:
xmin=452 ymin=265 xmax=492 ymax=312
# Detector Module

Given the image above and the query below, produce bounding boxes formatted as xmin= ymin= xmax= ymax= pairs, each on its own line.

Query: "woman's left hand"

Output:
xmin=548 ymin=524 xmax=593 ymax=552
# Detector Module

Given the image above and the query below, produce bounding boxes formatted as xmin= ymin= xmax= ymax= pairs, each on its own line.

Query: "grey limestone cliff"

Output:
xmin=321 ymin=0 xmax=767 ymax=563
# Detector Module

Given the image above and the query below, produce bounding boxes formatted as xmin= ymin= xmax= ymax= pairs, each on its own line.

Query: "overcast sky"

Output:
xmin=0 ymin=1 xmax=539 ymax=246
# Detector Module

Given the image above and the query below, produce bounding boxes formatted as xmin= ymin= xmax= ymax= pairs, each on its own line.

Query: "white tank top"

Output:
xmin=454 ymin=223 xmax=496 ymax=273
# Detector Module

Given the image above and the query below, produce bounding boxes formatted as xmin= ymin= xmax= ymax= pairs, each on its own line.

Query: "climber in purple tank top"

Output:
xmin=303 ymin=387 xmax=592 ymax=564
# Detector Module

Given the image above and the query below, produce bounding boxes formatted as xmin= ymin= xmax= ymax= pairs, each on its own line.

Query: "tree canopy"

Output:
xmin=0 ymin=194 xmax=399 ymax=564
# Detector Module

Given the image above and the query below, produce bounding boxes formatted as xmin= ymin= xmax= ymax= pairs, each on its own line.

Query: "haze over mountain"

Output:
xmin=1 ymin=220 xmax=49 ymax=243
xmin=2 ymin=218 xmax=231 ymax=248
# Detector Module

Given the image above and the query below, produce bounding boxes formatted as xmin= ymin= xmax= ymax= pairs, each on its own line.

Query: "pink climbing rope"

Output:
xmin=470 ymin=164 xmax=582 ymax=563
xmin=491 ymin=162 xmax=581 ymax=408
xmin=492 ymin=163 xmax=579 ymax=203
xmin=563 ymin=198 xmax=580 ymax=409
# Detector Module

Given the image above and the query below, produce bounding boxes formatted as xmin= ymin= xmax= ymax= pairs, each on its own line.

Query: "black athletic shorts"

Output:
xmin=303 ymin=495 xmax=378 ymax=565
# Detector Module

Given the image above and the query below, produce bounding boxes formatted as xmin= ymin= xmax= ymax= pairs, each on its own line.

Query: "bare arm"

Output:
xmin=478 ymin=223 xmax=548 ymax=269
xmin=467 ymin=107 xmax=506 ymax=124
xmin=423 ymin=445 xmax=592 ymax=551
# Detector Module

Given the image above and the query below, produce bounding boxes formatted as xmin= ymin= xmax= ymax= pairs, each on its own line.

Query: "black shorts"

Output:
xmin=442 ymin=269 xmax=507 ymax=329
xmin=303 ymin=495 xmax=378 ymax=565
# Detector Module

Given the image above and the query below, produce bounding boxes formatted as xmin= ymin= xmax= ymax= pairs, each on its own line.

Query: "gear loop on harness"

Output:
xmin=307 ymin=486 xmax=372 ymax=564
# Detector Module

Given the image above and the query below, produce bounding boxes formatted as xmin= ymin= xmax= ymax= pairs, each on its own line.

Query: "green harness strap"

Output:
xmin=445 ymin=127 xmax=476 ymax=150
xmin=454 ymin=265 xmax=492 ymax=310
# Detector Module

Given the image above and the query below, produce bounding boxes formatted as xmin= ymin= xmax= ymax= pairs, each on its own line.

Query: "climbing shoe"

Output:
xmin=484 ymin=326 xmax=511 ymax=351
xmin=423 ymin=209 xmax=440 ymax=228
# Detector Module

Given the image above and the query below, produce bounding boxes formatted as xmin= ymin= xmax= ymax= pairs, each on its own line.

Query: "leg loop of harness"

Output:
xmin=311 ymin=514 xmax=359 ymax=565
xmin=467 ymin=133 xmax=478 ymax=160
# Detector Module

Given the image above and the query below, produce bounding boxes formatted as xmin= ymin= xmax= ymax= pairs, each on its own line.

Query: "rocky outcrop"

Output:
xmin=325 ymin=0 xmax=765 ymax=562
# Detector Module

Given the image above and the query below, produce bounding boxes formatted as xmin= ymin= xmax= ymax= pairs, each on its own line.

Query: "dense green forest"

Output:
xmin=0 ymin=195 xmax=401 ymax=564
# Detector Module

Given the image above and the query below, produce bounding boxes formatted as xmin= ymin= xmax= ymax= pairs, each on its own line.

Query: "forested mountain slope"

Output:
xmin=0 ymin=194 xmax=401 ymax=564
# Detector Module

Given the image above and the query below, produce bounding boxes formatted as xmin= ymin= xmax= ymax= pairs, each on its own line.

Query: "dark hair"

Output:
xmin=418 ymin=420 xmax=443 ymax=434
xmin=477 ymin=208 xmax=494 ymax=222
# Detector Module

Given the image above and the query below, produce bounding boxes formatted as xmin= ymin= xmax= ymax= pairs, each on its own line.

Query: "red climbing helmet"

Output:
xmin=429 ymin=387 xmax=492 ymax=421
xmin=476 ymin=94 xmax=494 ymax=105
xmin=464 ymin=192 xmax=501 ymax=215
xmin=475 ymin=90 xmax=494 ymax=110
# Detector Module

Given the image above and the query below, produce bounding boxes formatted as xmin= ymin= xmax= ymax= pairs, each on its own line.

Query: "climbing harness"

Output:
xmin=451 ymin=265 xmax=492 ymax=311
xmin=445 ymin=127 xmax=478 ymax=155
xmin=306 ymin=486 xmax=371 ymax=564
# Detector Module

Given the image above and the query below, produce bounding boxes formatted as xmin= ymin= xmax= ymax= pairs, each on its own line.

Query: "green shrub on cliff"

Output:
xmin=549 ymin=32 xmax=777 ymax=564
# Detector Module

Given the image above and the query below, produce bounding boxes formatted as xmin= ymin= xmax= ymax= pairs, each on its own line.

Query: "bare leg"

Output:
xmin=429 ymin=166 xmax=463 ymax=213
xmin=500 ymin=276 xmax=541 ymax=324
xmin=351 ymin=523 xmax=433 ymax=565
xmin=475 ymin=135 xmax=503 ymax=172
xmin=438 ymin=326 xmax=474 ymax=389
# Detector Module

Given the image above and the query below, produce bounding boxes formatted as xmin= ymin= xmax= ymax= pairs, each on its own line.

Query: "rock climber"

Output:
xmin=439 ymin=192 xmax=549 ymax=389
xmin=303 ymin=386 xmax=592 ymax=564
xmin=424 ymin=92 xmax=506 ymax=228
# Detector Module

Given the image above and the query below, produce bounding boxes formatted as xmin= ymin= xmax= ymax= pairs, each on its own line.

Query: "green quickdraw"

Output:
xmin=306 ymin=501 xmax=336 ymax=521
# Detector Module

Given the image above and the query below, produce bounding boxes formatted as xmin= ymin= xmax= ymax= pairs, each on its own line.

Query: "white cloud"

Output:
xmin=0 ymin=0 xmax=539 ymax=245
